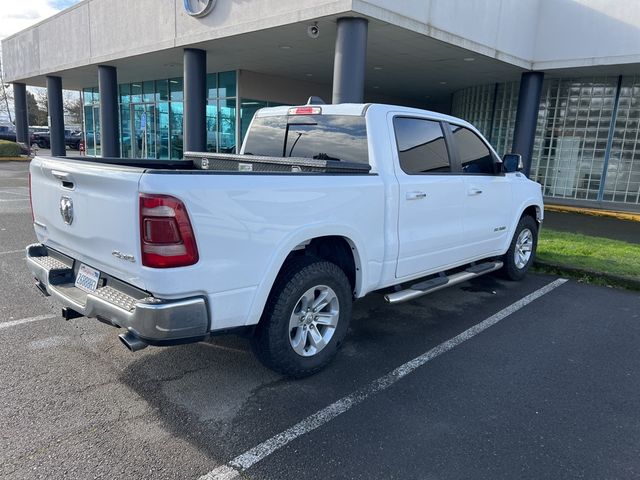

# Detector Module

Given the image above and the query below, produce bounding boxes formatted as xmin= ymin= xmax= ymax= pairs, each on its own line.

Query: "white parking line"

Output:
xmin=0 ymin=249 xmax=24 ymax=256
xmin=0 ymin=190 xmax=29 ymax=197
xmin=198 ymin=278 xmax=568 ymax=480
xmin=0 ymin=314 xmax=58 ymax=331
xmin=0 ymin=198 xmax=29 ymax=202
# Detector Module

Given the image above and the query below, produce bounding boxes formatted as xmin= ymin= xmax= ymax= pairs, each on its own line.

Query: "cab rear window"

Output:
xmin=243 ymin=115 xmax=369 ymax=164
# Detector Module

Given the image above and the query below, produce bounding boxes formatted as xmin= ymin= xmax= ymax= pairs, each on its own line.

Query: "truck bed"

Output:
xmin=62 ymin=152 xmax=371 ymax=175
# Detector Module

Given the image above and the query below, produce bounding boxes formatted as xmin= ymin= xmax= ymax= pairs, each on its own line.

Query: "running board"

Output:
xmin=384 ymin=261 xmax=503 ymax=304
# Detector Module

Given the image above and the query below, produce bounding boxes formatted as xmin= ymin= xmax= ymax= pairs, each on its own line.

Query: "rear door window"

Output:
xmin=450 ymin=125 xmax=496 ymax=175
xmin=393 ymin=117 xmax=451 ymax=174
xmin=243 ymin=115 xmax=369 ymax=164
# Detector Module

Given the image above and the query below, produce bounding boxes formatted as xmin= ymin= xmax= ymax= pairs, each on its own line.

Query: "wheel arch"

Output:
xmin=244 ymin=230 xmax=367 ymax=326
xmin=521 ymin=204 xmax=542 ymax=226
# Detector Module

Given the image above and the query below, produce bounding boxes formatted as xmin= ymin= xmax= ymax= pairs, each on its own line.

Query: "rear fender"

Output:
xmin=244 ymin=226 xmax=367 ymax=326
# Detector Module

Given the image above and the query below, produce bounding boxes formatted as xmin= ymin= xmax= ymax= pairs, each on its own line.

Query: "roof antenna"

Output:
xmin=307 ymin=96 xmax=326 ymax=105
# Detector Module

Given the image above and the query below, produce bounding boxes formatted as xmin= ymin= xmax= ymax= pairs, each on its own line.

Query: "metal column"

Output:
xmin=13 ymin=83 xmax=29 ymax=144
xmin=597 ymin=75 xmax=623 ymax=201
xmin=47 ymin=76 xmax=66 ymax=157
xmin=332 ymin=17 xmax=368 ymax=104
xmin=98 ymin=65 xmax=120 ymax=158
xmin=183 ymin=48 xmax=207 ymax=153
xmin=512 ymin=71 xmax=544 ymax=177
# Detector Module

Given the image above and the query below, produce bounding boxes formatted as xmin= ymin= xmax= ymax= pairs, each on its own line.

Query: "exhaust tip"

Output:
xmin=118 ymin=332 xmax=148 ymax=352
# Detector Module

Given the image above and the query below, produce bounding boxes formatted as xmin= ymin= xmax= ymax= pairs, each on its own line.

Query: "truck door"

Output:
xmin=447 ymin=124 xmax=513 ymax=257
xmin=392 ymin=116 xmax=468 ymax=278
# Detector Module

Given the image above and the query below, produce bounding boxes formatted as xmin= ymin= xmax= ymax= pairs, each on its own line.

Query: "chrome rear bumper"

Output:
xmin=26 ymin=244 xmax=209 ymax=345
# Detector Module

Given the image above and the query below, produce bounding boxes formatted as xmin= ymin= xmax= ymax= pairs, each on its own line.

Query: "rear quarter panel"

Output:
xmin=138 ymin=172 xmax=386 ymax=330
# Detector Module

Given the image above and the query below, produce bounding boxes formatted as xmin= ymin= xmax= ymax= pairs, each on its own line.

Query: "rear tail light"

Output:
xmin=139 ymin=194 xmax=199 ymax=268
xmin=28 ymin=172 xmax=34 ymax=222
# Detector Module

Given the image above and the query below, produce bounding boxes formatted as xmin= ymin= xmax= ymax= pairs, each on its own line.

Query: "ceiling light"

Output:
xmin=305 ymin=73 xmax=313 ymax=77
xmin=463 ymin=57 xmax=475 ymax=62
xmin=373 ymin=66 xmax=383 ymax=70
xmin=279 ymin=45 xmax=292 ymax=50
xmin=440 ymin=81 xmax=447 ymax=85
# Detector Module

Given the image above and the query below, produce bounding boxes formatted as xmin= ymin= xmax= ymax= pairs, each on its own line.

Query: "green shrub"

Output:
xmin=0 ymin=140 xmax=23 ymax=157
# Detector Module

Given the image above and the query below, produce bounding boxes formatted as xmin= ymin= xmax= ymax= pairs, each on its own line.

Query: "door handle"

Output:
xmin=406 ymin=191 xmax=427 ymax=200
xmin=51 ymin=170 xmax=75 ymax=189
xmin=51 ymin=170 xmax=72 ymax=181
xmin=467 ymin=188 xmax=483 ymax=196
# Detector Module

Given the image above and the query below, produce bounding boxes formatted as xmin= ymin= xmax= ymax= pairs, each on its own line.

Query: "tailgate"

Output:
xmin=30 ymin=156 xmax=145 ymax=289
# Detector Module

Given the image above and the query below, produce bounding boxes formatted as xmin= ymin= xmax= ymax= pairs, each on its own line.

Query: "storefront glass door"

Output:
xmin=131 ymin=103 xmax=156 ymax=159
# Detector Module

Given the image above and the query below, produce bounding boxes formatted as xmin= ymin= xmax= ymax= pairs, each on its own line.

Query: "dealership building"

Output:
xmin=2 ymin=0 xmax=640 ymax=211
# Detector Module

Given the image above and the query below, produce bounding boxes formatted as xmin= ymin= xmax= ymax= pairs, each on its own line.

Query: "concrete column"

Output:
xmin=98 ymin=65 xmax=120 ymax=158
xmin=332 ymin=17 xmax=368 ymax=104
xmin=512 ymin=71 xmax=544 ymax=177
xmin=183 ymin=48 xmax=207 ymax=153
xmin=13 ymin=83 xmax=29 ymax=144
xmin=47 ymin=76 xmax=66 ymax=157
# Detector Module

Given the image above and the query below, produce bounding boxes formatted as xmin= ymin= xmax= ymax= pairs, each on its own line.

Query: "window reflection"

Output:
xmin=244 ymin=115 xmax=369 ymax=164
xmin=394 ymin=117 xmax=450 ymax=173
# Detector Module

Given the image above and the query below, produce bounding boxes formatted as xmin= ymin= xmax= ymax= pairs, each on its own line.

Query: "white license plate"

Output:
xmin=75 ymin=263 xmax=100 ymax=292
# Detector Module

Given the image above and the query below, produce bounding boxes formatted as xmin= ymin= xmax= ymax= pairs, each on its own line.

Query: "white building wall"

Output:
xmin=533 ymin=0 xmax=640 ymax=69
xmin=3 ymin=0 xmax=640 ymax=83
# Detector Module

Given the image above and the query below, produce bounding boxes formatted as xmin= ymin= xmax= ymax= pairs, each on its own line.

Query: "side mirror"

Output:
xmin=503 ymin=153 xmax=524 ymax=173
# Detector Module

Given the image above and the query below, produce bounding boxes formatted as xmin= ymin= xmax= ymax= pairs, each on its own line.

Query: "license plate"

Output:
xmin=75 ymin=263 xmax=100 ymax=292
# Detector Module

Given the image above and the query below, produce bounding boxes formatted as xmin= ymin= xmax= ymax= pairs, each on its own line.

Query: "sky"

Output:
xmin=0 ymin=0 xmax=82 ymax=40
xmin=0 ymin=0 xmax=82 ymax=123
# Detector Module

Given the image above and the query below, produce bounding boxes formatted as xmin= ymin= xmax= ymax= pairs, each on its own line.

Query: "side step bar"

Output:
xmin=384 ymin=260 xmax=503 ymax=304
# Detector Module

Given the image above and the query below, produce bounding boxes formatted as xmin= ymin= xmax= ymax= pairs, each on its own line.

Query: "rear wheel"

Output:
xmin=501 ymin=215 xmax=538 ymax=281
xmin=251 ymin=257 xmax=352 ymax=377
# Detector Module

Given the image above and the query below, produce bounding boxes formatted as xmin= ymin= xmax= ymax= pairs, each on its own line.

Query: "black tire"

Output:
xmin=501 ymin=215 xmax=538 ymax=281
xmin=251 ymin=256 xmax=353 ymax=378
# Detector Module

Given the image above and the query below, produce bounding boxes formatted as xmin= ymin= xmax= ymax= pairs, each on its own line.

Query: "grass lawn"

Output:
xmin=536 ymin=228 xmax=640 ymax=283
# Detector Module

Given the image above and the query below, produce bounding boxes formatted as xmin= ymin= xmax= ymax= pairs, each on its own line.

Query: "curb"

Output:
xmin=545 ymin=204 xmax=640 ymax=223
xmin=0 ymin=157 xmax=31 ymax=162
xmin=534 ymin=259 xmax=640 ymax=291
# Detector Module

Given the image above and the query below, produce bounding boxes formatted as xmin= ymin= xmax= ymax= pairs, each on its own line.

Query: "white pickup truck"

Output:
xmin=26 ymin=103 xmax=543 ymax=376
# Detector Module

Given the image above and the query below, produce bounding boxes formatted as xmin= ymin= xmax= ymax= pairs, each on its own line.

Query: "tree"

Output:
xmin=63 ymin=91 xmax=83 ymax=125
xmin=0 ymin=82 xmax=13 ymax=124
xmin=33 ymin=89 xmax=49 ymax=125
xmin=26 ymin=90 xmax=48 ymax=126
xmin=0 ymin=47 xmax=13 ymax=124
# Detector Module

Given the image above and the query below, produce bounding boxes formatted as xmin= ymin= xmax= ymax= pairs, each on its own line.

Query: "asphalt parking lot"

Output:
xmin=1 ymin=160 xmax=639 ymax=480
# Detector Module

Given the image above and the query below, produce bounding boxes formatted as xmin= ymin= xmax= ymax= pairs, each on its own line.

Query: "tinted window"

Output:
xmin=393 ymin=118 xmax=450 ymax=174
xmin=451 ymin=126 xmax=495 ymax=174
xmin=243 ymin=115 xmax=369 ymax=164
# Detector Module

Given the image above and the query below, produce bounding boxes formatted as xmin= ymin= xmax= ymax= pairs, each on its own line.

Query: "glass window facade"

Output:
xmin=452 ymin=76 xmax=640 ymax=207
xmin=82 ymin=87 xmax=100 ymax=156
xmin=83 ymin=71 xmax=238 ymax=161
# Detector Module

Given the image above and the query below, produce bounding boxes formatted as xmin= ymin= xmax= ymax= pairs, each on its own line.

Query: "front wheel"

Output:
xmin=251 ymin=257 xmax=353 ymax=378
xmin=501 ymin=215 xmax=538 ymax=281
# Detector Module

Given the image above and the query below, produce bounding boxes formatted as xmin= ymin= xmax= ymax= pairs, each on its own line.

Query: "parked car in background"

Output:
xmin=33 ymin=129 xmax=84 ymax=150
xmin=0 ymin=125 xmax=17 ymax=142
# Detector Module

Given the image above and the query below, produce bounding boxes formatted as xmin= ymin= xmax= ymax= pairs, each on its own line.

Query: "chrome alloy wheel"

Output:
xmin=514 ymin=228 xmax=534 ymax=269
xmin=289 ymin=285 xmax=339 ymax=357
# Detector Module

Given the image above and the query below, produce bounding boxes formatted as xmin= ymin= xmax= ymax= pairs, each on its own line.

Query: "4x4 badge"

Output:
xmin=59 ymin=196 xmax=73 ymax=225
